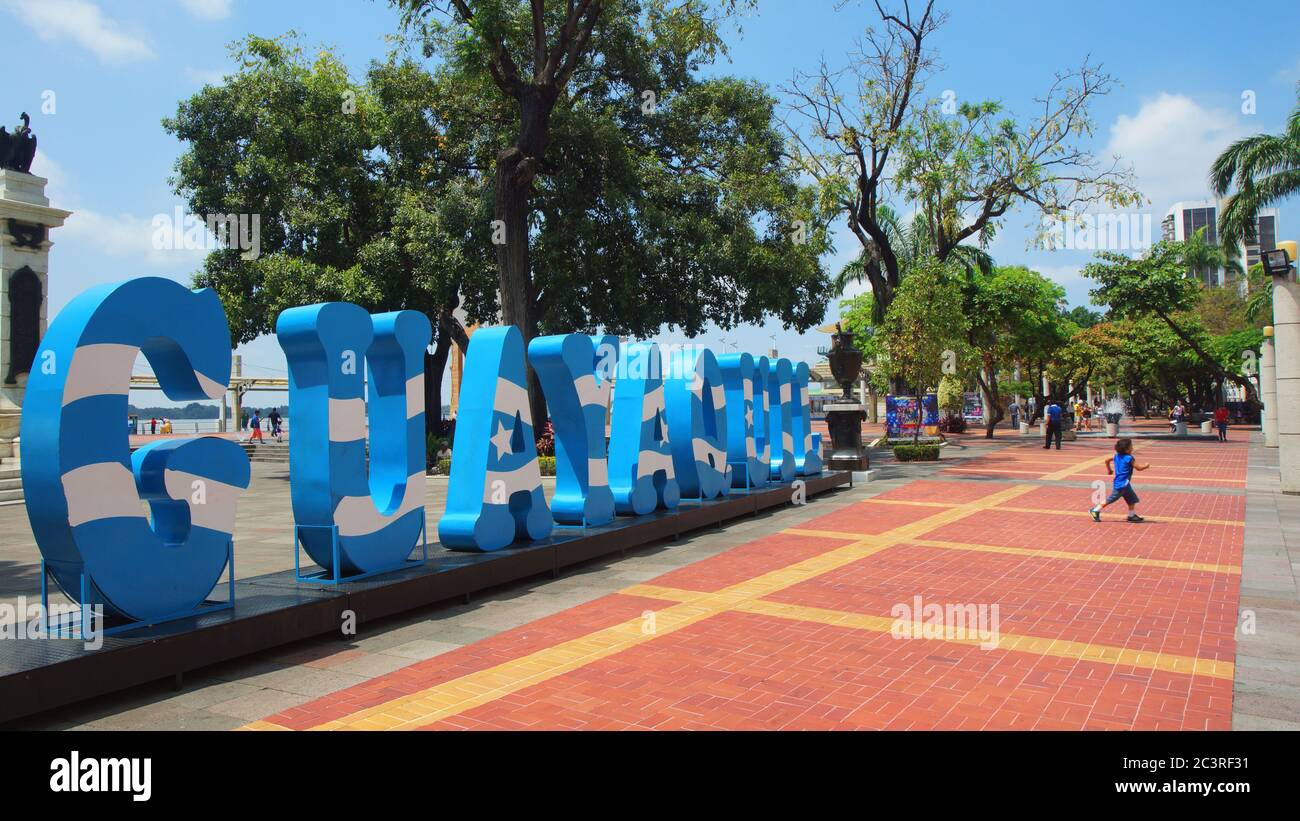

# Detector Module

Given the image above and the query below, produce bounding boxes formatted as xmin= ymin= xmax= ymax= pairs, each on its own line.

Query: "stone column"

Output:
xmin=1273 ymin=242 xmax=1300 ymax=492
xmin=0 ymin=169 xmax=71 ymax=461
xmin=1261 ymin=327 xmax=1277 ymax=448
xmin=231 ymin=354 xmax=243 ymax=433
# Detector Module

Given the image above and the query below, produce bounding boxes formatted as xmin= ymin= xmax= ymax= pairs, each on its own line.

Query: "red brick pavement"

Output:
xmin=253 ymin=435 xmax=1246 ymax=731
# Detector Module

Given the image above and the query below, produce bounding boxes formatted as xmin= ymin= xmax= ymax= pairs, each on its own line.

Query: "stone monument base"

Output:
xmin=824 ymin=402 xmax=869 ymax=471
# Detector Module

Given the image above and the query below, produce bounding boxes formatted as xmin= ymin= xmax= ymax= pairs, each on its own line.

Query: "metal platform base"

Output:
xmin=0 ymin=471 xmax=849 ymax=724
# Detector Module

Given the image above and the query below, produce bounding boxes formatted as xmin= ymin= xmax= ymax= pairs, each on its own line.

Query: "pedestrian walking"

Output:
xmin=248 ymin=410 xmax=264 ymax=444
xmin=1214 ymin=404 xmax=1230 ymax=442
xmin=269 ymin=408 xmax=283 ymax=442
xmin=1043 ymin=400 xmax=1063 ymax=450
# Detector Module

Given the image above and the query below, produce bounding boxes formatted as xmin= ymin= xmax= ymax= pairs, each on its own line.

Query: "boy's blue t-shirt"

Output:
xmin=1113 ymin=453 xmax=1134 ymax=488
xmin=1046 ymin=404 xmax=1062 ymax=422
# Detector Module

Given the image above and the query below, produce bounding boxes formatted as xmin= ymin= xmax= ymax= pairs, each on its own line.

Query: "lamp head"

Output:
xmin=1263 ymin=242 xmax=1297 ymax=280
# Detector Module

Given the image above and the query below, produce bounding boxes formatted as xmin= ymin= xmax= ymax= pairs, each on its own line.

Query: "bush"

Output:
xmin=892 ymin=443 xmax=940 ymax=462
xmin=438 ymin=456 xmax=556 ymax=476
xmin=938 ymin=414 xmax=967 ymax=433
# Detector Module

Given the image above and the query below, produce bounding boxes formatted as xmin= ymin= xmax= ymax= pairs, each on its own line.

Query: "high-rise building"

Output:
xmin=1162 ymin=199 xmax=1280 ymax=288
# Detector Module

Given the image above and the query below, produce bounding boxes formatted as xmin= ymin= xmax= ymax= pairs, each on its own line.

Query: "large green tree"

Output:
xmin=394 ymin=0 xmax=831 ymax=424
xmin=1083 ymin=240 xmax=1259 ymax=405
xmin=164 ymin=36 xmax=497 ymax=438
xmin=873 ymin=257 xmax=970 ymax=441
xmin=783 ymin=0 xmax=1139 ymax=323
xmin=963 ymin=265 xmax=1068 ymax=436
xmin=168 ymin=5 xmax=832 ymax=431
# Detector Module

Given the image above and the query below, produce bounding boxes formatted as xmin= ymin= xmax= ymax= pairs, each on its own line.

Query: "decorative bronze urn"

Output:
xmin=822 ymin=322 xmax=869 ymax=473
xmin=827 ymin=323 xmax=863 ymax=400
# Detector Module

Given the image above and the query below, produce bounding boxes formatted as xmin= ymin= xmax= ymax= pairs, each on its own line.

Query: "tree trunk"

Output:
xmin=913 ymin=390 xmax=923 ymax=444
xmin=425 ymin=341 xmax=450 ymax=435
xmin=493 ymin=87 xmax=556 ymax=436
xmin=974 ymin=365 xmax=1003 ymax=439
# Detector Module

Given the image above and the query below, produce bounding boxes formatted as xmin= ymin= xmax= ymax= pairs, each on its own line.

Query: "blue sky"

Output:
xmin=5 ymin=0 xmax=1300 ymax=406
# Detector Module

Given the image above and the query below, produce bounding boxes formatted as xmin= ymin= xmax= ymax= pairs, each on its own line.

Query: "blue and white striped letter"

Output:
xmin=439 ymin=325 xmax=552 ymax=551
xmin=277 ymin=303 xmax=430 ymax=575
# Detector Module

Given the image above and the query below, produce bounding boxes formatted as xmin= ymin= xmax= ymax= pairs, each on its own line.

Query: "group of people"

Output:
xmin=244 ymin=408 xmax=284 ymax=443
xmin=147 ymin=417 xmax=173 ymax=435
xmin=1006 ymin=397 xmax=1108 ymax=449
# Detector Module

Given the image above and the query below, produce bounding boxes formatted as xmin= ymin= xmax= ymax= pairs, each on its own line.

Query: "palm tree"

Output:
xmin=1179 ymin=226 xmax=1243 ymax=286
xmin=832 ymin=206 xmax=994 ymax=321
xmin=1212 ymin=85 xmax=1300 ymax=247
xmin=1245 ymin=262 xmax=1273 ymax=325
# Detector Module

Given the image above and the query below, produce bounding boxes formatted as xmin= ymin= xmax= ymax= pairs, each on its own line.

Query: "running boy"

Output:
xmin=1089 ymin=437 xmax=1149 ymax=523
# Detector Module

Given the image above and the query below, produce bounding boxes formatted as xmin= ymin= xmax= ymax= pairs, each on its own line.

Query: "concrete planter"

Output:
xmin=1106 ymin=422 xmax=1119 ymax=437
xmin=1200 ymin=420 xmax=1214 ymax=435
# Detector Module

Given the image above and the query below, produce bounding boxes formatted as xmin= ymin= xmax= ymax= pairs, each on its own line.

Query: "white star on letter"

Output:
xmin=490 ymin=417 xmax=514 ymax=458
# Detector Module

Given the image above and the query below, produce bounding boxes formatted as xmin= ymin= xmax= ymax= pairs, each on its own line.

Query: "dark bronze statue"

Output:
xmin=0 ymin=113 xmax=37 ymax=173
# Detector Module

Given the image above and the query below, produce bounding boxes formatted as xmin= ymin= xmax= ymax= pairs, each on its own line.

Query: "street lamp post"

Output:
xmin=1263 ymin=242 xmax=1299 ymax=491
xmin=1261 ymin=325 xmax=1277 ymax=448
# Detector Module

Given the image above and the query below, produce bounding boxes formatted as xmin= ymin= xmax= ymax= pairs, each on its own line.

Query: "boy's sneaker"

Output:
xmin=1126 ymin=514 xmax=1145 ymax=523
xmin=1089 ymin=507 xmax=1100 ymax=522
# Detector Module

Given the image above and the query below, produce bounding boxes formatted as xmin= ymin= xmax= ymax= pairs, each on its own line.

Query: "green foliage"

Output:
xmin=168 ymin=9 xmax=832 ymax=351
xmin=1084 ymin=241 xmax=1195 ymax=320
xmin=1065 ymin=305 xmax=1102 ymax=329
xmin=163 ymin=35 xmax=497 ymax=344
xmin=1211 ymin=84 xmax=1300 ymax=247
xmin=1180 ymin=226 xmax=1243 ymax=284
xmin=1083 ymin=240 xmax=1259 ymax=403
xmin=874 ymin=258 xmax=970 ymax=397
xmin=437 ymin=456 xmax=555 ymax=476
xmin=785 ymin=5 xmax=1140 ymax=323
xmin=892 ymin=443 xmax=940 ymax=462
xmin=937 ymin=374 xmax=965 ymax=416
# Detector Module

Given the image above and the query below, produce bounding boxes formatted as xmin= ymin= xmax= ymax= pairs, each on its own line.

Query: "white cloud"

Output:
xmin=179 ymin=0 xmax=232 ymax=21
xmin=1104 ymin=93 xmax=1249 ymax=214
xmin=3 ymin=0 xmax=154 ymax=63
xmin=60 ymin=208 xmax=209 ymax=268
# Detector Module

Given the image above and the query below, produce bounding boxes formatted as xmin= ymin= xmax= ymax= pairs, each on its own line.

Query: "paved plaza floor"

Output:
xmin=3 ymin=424 xmax=1296 ymax=730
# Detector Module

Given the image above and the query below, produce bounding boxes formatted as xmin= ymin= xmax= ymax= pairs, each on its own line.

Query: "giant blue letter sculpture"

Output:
xmin=766 ymin=358 xmax=795 ymax=482
xmin=439 ymin=326 xmax=552 ymax=551
xmin=791 ymin=362 xmax=823 ymax=475
xmin=21 ymin=278 xmax=249 ymax=622
xmin=608 ymin=342 xmax=679 ymax=514
xmin=664 ymin=346 xmax=731 ymax=499
xmin=718 ymin=352 xmax=769 ymax=490
xmin=277 ymin=303 xmax=431 ymax=578
xmin=528 ymin=333 xmax=617 ymax=526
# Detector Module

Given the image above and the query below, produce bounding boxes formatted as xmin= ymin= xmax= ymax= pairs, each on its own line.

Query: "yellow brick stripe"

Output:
xmin=622 ymin=585 xmax=1235 ymax=680
xmin=857 ymin=497 xmax=1244 ymax=528
xmin=273 ymin=484 xmax=1036 ymax=730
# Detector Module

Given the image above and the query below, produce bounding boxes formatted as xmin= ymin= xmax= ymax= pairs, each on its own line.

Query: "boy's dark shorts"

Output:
xmin=1106 ymin=485 xmax=1139 ymax=505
